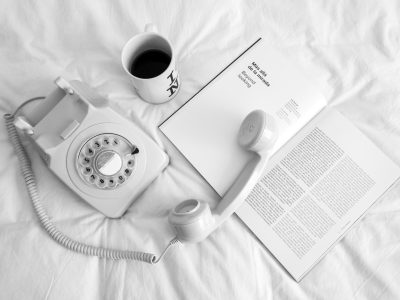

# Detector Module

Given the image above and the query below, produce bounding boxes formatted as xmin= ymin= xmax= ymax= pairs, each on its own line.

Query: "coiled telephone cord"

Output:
xmin=4 ymin=98 xmax=179 ymax=264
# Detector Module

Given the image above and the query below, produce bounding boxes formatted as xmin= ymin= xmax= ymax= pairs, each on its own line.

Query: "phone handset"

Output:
xmin=169 ymin=110 xmax=278 ymax=243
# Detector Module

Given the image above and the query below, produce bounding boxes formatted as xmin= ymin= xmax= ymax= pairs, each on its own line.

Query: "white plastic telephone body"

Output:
xmin=16 ymin=77 xmax=168 ymax=218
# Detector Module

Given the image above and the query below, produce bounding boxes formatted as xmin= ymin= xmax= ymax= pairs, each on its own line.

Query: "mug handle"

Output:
xmin=144 ymin=23 xmax=158 ymax=33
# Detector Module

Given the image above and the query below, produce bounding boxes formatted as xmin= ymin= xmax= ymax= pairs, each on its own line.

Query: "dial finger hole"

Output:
xmin=103 ymin=137 xmax=110 ymax=146
xmin=86 ymin=147 xmax=95 ymax=157
xmin=97 ymin=177 xmax=106 ymax=187
xmin=93 ymin=140 xmax=101 ymax=149
xmin=108 ymin=178 xmax=116 ymax=187
xmin=113 ymin=138 xmax=119 ymax=146
xmin=124 ymin=168 xmax=131 ymax=176
xmin=83 ymin=166 xmax=92 ymax=175
xmin=89 ymin=174 xmax=97 ymax=183
xmin=117 ymin=175 xmax=125 ymax=183
xmin=80 ymin=156 xmax=91 ymax=165
xmin=127 ymin=160 xmax=134 ymax=168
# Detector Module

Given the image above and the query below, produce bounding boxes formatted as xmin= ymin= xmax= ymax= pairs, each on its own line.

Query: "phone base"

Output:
xmin=20 ymin=77 xmax=169 ymax=218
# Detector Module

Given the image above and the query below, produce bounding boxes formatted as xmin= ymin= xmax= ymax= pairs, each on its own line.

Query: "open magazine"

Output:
xmin=159 ymin=38 xmax=400 ymax=281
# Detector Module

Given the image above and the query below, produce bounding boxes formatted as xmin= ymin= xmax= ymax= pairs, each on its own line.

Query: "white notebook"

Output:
xmin=159 ymin=38 xmax=400 ymax=281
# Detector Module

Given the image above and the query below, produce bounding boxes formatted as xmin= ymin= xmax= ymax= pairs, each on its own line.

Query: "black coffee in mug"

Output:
xmin=130 ymin=49 xmax=171 ymax=79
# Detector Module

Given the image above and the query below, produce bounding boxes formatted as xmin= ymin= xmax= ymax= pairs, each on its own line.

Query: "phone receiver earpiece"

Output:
xmin=169 ymin=110 xmax=278 ymax=243
xmin=238 ymin=109 xmax=278 ymax=152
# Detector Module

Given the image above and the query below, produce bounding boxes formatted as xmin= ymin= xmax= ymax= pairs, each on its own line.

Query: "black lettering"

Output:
xmin=167 ymin=71 xmax=176 ymax=85
xmin=167 ymin=77 xmax=179 ymax=97
xmin=166 ymin=70 xmax=179 ymax=97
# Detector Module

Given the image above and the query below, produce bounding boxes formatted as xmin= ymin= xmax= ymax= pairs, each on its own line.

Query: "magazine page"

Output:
xmin=236 ymin=107 xmax=400 ymax=281
xmin=160 ymin=38 xmax=327 ymax=195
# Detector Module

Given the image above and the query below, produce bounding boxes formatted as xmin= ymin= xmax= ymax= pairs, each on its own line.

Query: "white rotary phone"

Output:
xmin=14 ymin=77 xmax=169 ymax=218
xmin=6 ymin=77 xmax=278 ymax=263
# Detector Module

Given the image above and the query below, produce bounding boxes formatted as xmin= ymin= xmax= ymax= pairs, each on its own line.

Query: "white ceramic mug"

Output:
xmin=121 ymin=24 xmax=180 ymax=104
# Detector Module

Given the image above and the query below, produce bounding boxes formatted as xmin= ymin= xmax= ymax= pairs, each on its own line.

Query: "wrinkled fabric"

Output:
xmin=0 ymin=1 xmax=399 ymax=299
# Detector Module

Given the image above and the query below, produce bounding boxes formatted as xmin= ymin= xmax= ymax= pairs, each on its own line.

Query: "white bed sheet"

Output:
xmin=1 ymin=0 xmax=400 ymax=299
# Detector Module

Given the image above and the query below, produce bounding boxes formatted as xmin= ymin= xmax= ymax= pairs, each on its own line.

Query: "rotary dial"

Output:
xmin=77 ymin=134 xmax=138 ymax=190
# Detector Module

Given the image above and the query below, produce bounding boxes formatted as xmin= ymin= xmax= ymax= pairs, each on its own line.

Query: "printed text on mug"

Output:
xmin=167 ymin=71 xmax=179 ymax=97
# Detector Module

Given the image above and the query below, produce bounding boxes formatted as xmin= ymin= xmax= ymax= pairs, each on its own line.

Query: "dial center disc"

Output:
xmin=95 ymin=150 xmax=122 ymax=176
